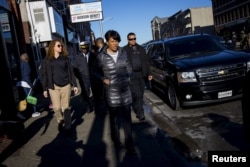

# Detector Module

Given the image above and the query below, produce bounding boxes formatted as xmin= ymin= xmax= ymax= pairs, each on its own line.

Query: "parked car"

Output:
xmin=147 ymin=33 xmax=250 ymax=110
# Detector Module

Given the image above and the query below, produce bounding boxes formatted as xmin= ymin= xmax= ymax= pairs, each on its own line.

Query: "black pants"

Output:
xmin=130 ymin=72 xmax=145 ymax=118
xmin=108 ymin=105 xmax=134 ymax=150
xmin=80 ymin=76 xmax=91 ymax=97
xmin=91 ymin=78 xmax=107 ymax=114
xmin=80 ymin=76 xmax=94 ymax=110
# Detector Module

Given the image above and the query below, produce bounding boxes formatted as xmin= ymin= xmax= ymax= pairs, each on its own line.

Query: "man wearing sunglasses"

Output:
xmin=123 ymin=32 xmax=152 ymax=121
xmin=74 ymin=41 xmax=96 ymax=113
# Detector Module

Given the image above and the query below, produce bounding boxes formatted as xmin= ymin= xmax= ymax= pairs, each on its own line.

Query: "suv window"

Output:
xmin=149 ymin=43 xmax=164 ymax=60
xmin=166 ymin=37 xmax=224 ymax=59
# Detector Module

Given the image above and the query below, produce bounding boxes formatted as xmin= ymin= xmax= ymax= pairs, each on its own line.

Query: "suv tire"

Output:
xmin=166 ymin=81 xmax=180 ymax=110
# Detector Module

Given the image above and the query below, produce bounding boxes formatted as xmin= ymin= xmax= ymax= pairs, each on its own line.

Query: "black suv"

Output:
xmin=147 ymin=34 xmax=250 ymax=110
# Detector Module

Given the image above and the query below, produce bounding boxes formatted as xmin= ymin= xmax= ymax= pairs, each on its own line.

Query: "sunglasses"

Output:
xmin=57 ymin=44 xmax=63 ymax=48
xmin=128 ymin=38 xmax=136 ymax=41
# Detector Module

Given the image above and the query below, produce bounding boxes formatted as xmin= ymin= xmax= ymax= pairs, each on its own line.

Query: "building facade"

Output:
xmin=19 ymin=0 xmax=92 ymax=60
xmin=151 ymin=16 xmax=168 ymax=40
xmin=151 ymin=7 xmax=214 ymax=40
xmin=212 ymin=0 xmax=250 ymax=48
xmin=0 ymin=0 xmax=92 ymax=120
xmin=0 ymin=0 xmax=26 ymax=119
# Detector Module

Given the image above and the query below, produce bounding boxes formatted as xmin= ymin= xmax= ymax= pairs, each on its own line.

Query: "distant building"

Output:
xmin=212 ymin=0 xmax=250 ymax=40
xmin=151 ymin=16 xmax=168 ymax=40
xmin=18 ymin=0 xmax=92 ymax=59
xmin=151 ymin=7 xmax=214 ymax=40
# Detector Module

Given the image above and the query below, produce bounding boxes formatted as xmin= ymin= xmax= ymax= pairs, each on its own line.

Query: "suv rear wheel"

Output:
xmin=166 ymin=81 xmax=180 ymax=110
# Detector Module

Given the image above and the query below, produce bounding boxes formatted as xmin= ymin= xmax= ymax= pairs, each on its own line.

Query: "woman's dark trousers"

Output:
xmin=108 ymin=105 xmax=134 ymax=150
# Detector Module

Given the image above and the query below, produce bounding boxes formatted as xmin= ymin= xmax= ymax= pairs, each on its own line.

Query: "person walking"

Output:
xmin=40 ymin=39 xmax=78 ymax=136
xmin=93 ymin=30 xmax=136 ymax=155
xmin=240 ymin=30 xmax=249 ymax=49
xmin=232 ymin=32 xmax=237 ymax=49
xmin=19 ymin=53 xmax=40 ymax=118
xmin=74 ymin=41 xmax=96 ymax=113
xmin=20 ymin=53 xmax=33 ymax=95
xmin=123 ymin=32 xmax=152 ymax=121
xmin=95 ymin=37 xmax=106 ymax=54
xmin=92 ymin=37 xmax=107 ymax=114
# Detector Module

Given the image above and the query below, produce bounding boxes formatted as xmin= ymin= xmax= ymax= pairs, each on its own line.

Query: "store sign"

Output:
xmin=69 ymin=1 xmax=103 ymax=23
xmin=1 ymin=24 xmax=10 ymax=32
xmin=0 ymin=13 xmax=10 ymax=32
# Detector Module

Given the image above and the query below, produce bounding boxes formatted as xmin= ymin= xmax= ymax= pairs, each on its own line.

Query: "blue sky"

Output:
xmin=82 ymin=0 xmax=212 ymax=46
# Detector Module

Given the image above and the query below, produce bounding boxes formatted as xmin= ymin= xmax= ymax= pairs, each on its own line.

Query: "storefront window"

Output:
xmin=0 ymin=11 xmax=19 ymax=83
xmin=0 ymin=7 xmax=21 ymax=118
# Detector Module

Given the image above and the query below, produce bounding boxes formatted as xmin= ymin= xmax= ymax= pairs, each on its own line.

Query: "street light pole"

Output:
xmin=96 ymin=0 xmax=113 ymax=38
xmin=100 ymin=17 xmax=113 ymax=38
xmin=97 ymin=0 xmax=103 ymax=38
xmin=100 ymin=20 xmax=103 ymax=38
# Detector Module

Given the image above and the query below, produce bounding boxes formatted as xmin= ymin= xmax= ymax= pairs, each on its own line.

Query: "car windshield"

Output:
xmin=166 ymin=36 xmax=225 ymax=59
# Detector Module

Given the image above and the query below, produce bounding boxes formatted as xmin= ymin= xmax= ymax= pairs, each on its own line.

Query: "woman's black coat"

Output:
xmin=93 ymin=47 xmax=132 ymax=107
xmin=40 ymin=57 xmax=77 ymax=91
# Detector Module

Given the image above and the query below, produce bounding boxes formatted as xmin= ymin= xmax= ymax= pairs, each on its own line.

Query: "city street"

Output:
xmin=1 ymin=1 xmax=250 ymax=166
xmin=145 ymin=89 xmax=250 ymax=161
xmin=1 ymin=91 xmax=207 ymax=167
xmin=1 ymin=88 xmax=249 ymax=167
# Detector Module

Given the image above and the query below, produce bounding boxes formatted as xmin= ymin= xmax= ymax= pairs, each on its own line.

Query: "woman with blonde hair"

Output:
xmin=40 ymin=39 xmax=78 ymax=136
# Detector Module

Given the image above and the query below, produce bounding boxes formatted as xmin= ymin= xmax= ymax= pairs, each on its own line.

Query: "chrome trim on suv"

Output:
xmin=197 ymin=63 xmax=246 ymax=84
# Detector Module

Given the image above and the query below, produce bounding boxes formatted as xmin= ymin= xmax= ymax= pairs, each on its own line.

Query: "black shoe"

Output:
xmin=126 ymin=148 xmax=137 ymax=156
xmin=114 ymin=141 xmax=123 ymax=148
xmin=136 ymin=115 xmax=145 ymax=121
xmin=58 ymin=120 xmax=64 ymax=132
xmin=87 ymin=98 xmax=94 ymax=113
xmin=64 ymin=129 xmax=73 ymax=137
xmin=87 ymin=106 xmax=94 ymax=113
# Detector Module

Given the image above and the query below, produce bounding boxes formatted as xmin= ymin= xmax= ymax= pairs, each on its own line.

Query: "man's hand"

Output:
xmin=103 ymin=78 xmax=110 ymax=85
xmin=148 ymin=75 xmax=153 ymax=81
xmin=73 ymin=87 xmax=78 ymax=95
xmin=43 ymin=91 xmax=48 ymax=98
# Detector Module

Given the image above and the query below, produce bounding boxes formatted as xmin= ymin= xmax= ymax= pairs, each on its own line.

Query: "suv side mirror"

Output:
xmin=153 ymin=56 xmax=165 ymax=68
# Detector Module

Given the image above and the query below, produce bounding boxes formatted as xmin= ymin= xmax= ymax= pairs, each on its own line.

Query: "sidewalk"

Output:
xmin=0 ymin=92 xmax=206 ymax=167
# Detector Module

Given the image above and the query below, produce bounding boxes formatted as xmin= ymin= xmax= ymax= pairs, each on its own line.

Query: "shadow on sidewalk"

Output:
xmin=36 ymin=95 xmax=88 ymax=167
xmin=80 ymin=112 xmax=109 ymax=167
xmin=207 ymin=113 xmax=250 ymax=150
xmin=1 ymin=93 xmax=207 ymax=167
xmin=0 ymin=110 xmax=54 ymax=163
xmin=36 ymin=94 xmax=207 ymax=167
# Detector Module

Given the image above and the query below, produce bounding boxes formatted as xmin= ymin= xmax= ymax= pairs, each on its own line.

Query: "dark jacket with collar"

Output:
xmin=123 ymin=43 xmax=151 ymax=77
xmin=93 ymin=47 xmax=132 ymax=107
xmin=20 ymin=60 xmax=32 ymax=87
xmin=74 ymin=51 xmax=97 ymax=79
xmin=40 ymin=56 xmax=77 ymax=91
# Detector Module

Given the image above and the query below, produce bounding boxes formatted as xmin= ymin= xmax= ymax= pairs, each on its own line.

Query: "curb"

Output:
xmin=143 ymin=90 xmax=206 ymax=161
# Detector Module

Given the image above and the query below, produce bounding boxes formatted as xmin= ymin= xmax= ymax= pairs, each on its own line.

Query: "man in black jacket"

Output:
xmin=95 ymin=37 xmax=106 ymax=54
xmin=123 ymin=32 xmax=152 ymax=121
xmin=93 ymin=37 xmax=107 ymax=114
xmin=74 ymin=41 xmax=96 ymax=112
